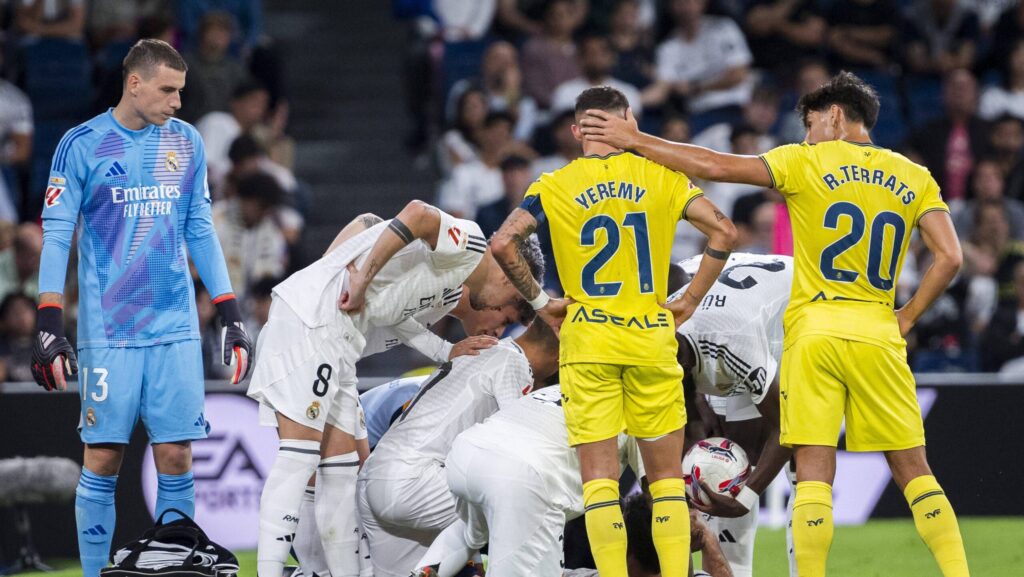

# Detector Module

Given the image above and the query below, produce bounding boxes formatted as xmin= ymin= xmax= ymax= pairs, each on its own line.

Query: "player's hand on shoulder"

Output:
xmin=31 ymin=306 xmax=77 ymax=392
xmin=449 ymin=335 xmax=500 ymax=360
xmin=691 ymin=480 xmax=750 ymax=518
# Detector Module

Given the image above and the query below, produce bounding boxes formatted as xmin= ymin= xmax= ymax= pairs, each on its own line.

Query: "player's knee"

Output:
xmin=884 ymin=446 xmax=932 ymax=490
xmin=83 ymin=444 xmax=126 ymax=476
xmin=152 ymin=441 xmax=192 ymax=474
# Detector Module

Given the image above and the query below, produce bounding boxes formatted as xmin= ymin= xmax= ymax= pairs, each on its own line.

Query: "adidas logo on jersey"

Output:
xmin=105 ymin=161 xmax=127 ymax=178
xmin=82 ymin=524 xmax=107 ymax=536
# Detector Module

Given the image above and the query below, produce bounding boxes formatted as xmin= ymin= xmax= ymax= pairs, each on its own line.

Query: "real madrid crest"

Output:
xmin=165 ymin=150 xmax=179 ymax=172
xmin=306 ymin=401 xmax=321 ymax=420
xmin=86 ymin=407 xmax=97 ymax=426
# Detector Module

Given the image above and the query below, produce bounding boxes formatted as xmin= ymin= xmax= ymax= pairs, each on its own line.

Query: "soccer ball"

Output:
xmin=683 ymin=437 xmax=750 ymax=507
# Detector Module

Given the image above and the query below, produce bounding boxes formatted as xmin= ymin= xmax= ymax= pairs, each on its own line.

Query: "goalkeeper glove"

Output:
xmin=214 ymin=294 xmax=253 ymax=384
xmin=31 ymin=304 xmax=78 ymax=391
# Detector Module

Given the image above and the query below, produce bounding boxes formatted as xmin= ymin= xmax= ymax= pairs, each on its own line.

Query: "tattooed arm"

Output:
xmin=492 ymin=208 xmax=571 ymax=330
xmin=339 ymin=201 xmax=442 ymax=313
xmin=325 ymin=213 xmax=384 ymax=255
xmin=661 ymin=196 xmax=737 ymax=327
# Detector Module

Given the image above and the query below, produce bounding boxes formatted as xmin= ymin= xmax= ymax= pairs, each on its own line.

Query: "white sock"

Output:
xmin=418 ymin=518 xmax=476 ymax=577
xmin=257 ymin=440 xmax=321 ymax=577
xmin=707 ymin=505 xmax=758 ymax=577
xmin=316 ymin=452 xmax=361 ymax=577
xmin=294 ymin=485 xmax=330 ymax=576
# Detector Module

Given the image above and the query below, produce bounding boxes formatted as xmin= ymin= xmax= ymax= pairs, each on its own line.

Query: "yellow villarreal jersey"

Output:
xmin=760 ymin=140 xmax=949 ymax=347
xmin=524 ymin=151 xmax=703 ymax=365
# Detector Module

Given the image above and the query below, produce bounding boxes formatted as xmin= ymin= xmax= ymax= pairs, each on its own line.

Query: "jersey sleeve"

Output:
xmin=183 ymin=128 xmax=233 ymax=299
xmin=914 ymin=174 xmax=950 ymax=225
xmin=667 ymin=168 xmax=705 ymax=221
xmin=428 ymin=209 xmax=487 ymax=270
xmin=520 ymin=176 xmax=552 ymax=223
xmin=759 ymin=143 xmax=807 ymax=197
xmin=38 ymin=130 xmax=89 ymax=295
xmin=490 ymin=351 xmax=532 ymax=410
xmin=391 ymin=318 xmax=453 ymax=363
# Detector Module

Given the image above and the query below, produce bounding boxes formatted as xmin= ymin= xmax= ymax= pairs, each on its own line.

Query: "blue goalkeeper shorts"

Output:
xmin=77 ymin=340 xmax=207 ymax=444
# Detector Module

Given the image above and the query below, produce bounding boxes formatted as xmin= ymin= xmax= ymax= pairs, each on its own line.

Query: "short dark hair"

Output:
xmin=520 ymin=315 xmax=559 ymax=348
xmin=575 ymin=86 xmax=629 ymax=118
xmin=229 ymin=134 xmax=266 ymax=164
xmin=500 ymin=154 xmax=531 ymax=172
xmin=623 ymin=495 xmax=660 ymax=575
xmin=729 ymin=122 xmax=760 ymax=144
xmin=123 ymin=39 xmax=186 ymax=82
xmin=249 ymin=276 xmax=280 ymax=299
xmin=484 ymin=110 xmax=515 ymax=128
xmin=236 ymin=171 xmax=283 ymax=207
xmin=667 ymin=263 xmax=690 ymax=295
xmin=0 ymin=292 xmax=35 ymax=320
xmin=232 ymin=79 xmax=268 ymax=101
xmin=796 ymin=71 xmax=880 ymax=130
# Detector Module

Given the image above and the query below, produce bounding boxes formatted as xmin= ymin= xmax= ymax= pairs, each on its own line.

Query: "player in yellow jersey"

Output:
xmin=579 ymin=72 xmax=969 ymax=577
xmin=492 ymin=87 xmax=737 ymax=577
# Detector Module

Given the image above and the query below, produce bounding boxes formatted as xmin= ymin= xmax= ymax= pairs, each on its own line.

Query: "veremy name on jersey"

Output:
xmin=574 ymin=180 xmax=646 ymax=210
xmin=110 ymin=183 xmax=182 ymax=218
xmin=821 ymin=165 xmax=917 ymax=205
xmin=570 ymin=305 xmax=671 ymax=329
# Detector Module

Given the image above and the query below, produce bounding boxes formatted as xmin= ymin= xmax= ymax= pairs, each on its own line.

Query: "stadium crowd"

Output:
xmin=1 ymin=0 xmax=1024 ymax=381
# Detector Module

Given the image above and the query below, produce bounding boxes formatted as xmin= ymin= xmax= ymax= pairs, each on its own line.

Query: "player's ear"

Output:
xmin=571 ymin=122 xmax=583 ymax=142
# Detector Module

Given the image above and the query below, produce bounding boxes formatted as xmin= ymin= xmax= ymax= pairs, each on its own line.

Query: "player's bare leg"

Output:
xmin=791 ymin=445 xmax=836 ymax=577
xmin=152 ymin=441 xmax=195 ymax=521
xmin=316 ymin=422 xmax=362 ymax=577
xmin=635 ymin=428 xmax=690 ymax=577
xmin=885 ymin=447 xmax=969 ymax=577
xmin=257 ymin=414 xmax=323 ymax=577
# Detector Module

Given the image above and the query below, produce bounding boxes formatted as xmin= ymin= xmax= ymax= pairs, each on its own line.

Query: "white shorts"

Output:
xmin=248 ymin=298 xmax=366 ymax=436
xmin=357 ymin=463 xmax=458 ymax=577
xmin=443 ymin=436 xmax=567 ymax=577
xmin=708 ymin=394 xmax=761 ymax=422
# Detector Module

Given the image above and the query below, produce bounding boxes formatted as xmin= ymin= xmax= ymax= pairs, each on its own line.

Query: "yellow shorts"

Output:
xmin=561 ymin=362 xmax=685 ymax=446
xmin=780 ymin=334 xmax=925 ymax=452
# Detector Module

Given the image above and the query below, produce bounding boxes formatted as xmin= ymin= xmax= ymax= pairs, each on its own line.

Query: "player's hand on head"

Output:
xmin=579 ymin=106 xmax=639 ymax=149
xmin=449 ymin=335 xmax=500 ymax=360
xmin=31 ymin=305 xmax=77 ymax=392
xmin=691 ymin=480 xmax=750 ymax=518
xmin=214 ymin=295 xmax=253 ymax=385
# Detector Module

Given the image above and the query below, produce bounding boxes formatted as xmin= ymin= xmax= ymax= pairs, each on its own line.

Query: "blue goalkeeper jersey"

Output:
xmin=40 ymin=109 xmax=233 ymax=348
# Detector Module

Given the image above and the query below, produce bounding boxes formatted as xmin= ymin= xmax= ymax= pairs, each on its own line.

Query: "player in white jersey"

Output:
xmin=357 ymin=318 xmax=561 ymax=577
xmin=249 ymin=201 xmax=544 ymax=577
xmin=670 ymin=253 xmax=795 ymax=577
xmin=413 ymin=384 xmax=642 ymax=577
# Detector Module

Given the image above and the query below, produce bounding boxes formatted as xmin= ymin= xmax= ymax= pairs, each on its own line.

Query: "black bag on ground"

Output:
xmin=100 ymin=509 xmax=239 ymax=577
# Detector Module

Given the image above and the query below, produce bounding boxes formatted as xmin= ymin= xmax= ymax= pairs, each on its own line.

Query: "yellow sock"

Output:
xmin=583 ymin=479 xmax=627 ymax=577
xmin=792 ymin=481 xmax=833 ymax=577
xmin=648 ymin=478 xmax=690 ymax=577
xmin=904 ymin=475 xmax=970 ymax=577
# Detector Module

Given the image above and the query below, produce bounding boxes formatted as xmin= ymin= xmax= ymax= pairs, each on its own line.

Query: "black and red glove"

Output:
xmin=31 ymin=304 xmax=78 ymax=391
xmin=214 ymin=294 xmax=253 ymax=384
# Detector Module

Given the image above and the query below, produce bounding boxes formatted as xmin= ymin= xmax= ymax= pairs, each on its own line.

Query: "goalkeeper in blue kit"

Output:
xmin=32 ymin=39 xmax=252 ymax=577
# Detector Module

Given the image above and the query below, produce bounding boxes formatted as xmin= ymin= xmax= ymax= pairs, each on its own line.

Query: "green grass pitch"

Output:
xmin=18 ymin=517 xmax=1023 ymax=576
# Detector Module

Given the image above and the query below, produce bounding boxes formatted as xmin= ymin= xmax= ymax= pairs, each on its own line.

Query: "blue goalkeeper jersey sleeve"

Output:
xmin=41 ymin=110 xmax=229 ymax=348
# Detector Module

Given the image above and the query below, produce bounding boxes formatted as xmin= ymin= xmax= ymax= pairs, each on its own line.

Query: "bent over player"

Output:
xmin=32 ymin=40 xmax=252 ymax=577
xmin=248 ymin=200 xmax=542 ymax=577
xmin=581 ymin=72 xmax=969 ymax=576
xmin=492 ymin=86 xmax=737 ymax=577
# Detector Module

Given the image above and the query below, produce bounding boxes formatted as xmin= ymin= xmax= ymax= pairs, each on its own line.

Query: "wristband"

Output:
xmin=37 ymin=304 xmax=66 ymax=337
xmin=214 ymin=294 xmax=244 ymax=324
xmin=528 ymin=290 xmax=550 ymax=311
xmin=736 ymin=485 xmax=760 ymax=511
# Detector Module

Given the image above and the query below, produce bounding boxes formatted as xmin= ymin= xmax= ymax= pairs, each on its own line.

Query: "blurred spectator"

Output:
xmin=778 ymin=58 xmax=829 ymax=144
xmin=824 ymin=0 xmax=899 ymax=71
xmin=952 ymin=159 xmax=1024 ymax=240
xmin=177 ymin=0 xmax=262 ymax=55
xmin=0 ymin=60 xmax=31 ymax=222
xmin=551 ymin=33 xmax=644 ymax=116
xmin=180 ymin=10 xmax=250 ymax=123
xmin=477 ymin=154 xmax=534 ymax=237
xmin=987 ymin=1 xmax=1024 ymax=78
xmin=212 ymin=171 xmax=289 ymax=301
xmin=447 ymin=42 xmax=539 ymax=145
xmin=0 ymin=292 xmax=36 ymax=382
xmin=196 ymin=80 xmax=270 ymax=195
xmin=93 ymin=14 xmax=177 ymax=110
xmin=226 ymin=135 xmax=303 ymax=247
xmin=245 ymin=275 xmax=276 ymax=344
xmin=980 ymin=261 xmax=1024 ymax=372
xmin=906 ymin=69 xmax=989 ymax=202
xmin=495 ymin=0 xmax=543 ymax=38
xmin=902 ymin=0 xmax=980 ymax=78
xmin=14 ymin=0 xmax=85 ymax=42
xmin=963 ymin=202 xmax=1024 ymax=308
xmin=434 ymin=0 xmax=497 ymax=42
xmin=989 ymin=115 xmax=1024 ymax=200
xmin=660 ymin=114 xmax=690 ymax=143
xmin=744 ymin=0 xmax=826 ymax=78
xmin=440 ymin=86 xmax=487 ymax=176
xmin=531 ymin=110 xmax=582 ymax=177
xmin=0 ymin=222 xmax=41 ymax=303
xmin=691 ymin=83 xmax=779 ymax=154
xmin=438 ymin=111 xmax=535 ymax=219
xmin=697 ymin=124 xmax=767 ymax=217
xmin=648 ymin=0 xmax=753 ymax=132
xmin=87 ymin=0 xmax=169 ymax=49
xmin=608 ymin=0 xmax=654 ymax=90
xmin=521 ymin=0 xmax=586 ymax=109
xmin=980 ymin=39 xmax=1024 ymax=122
